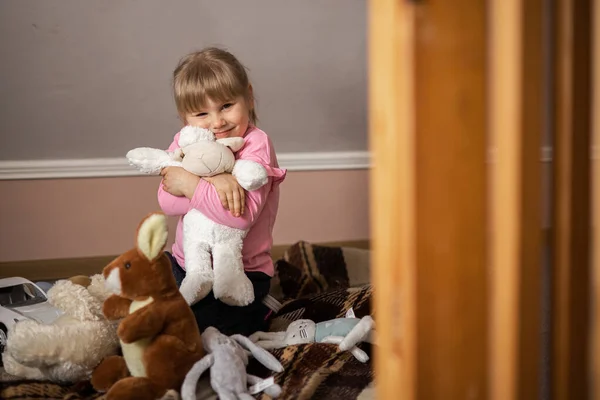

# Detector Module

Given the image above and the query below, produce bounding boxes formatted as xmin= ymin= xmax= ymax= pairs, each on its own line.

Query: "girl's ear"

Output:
xmin=135 ymin=212 xmax=168 ymax=261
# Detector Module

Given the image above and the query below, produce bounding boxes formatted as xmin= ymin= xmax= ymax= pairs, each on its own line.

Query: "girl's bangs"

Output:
xmin=177 ymin=69 xmax=245 ymax=114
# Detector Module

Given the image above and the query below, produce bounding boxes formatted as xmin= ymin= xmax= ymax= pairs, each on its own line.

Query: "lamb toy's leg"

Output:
xmin=180 ymin=240 xmax=214 ymax=305
xmin=212 ymin=240 xmax=254 ymax=307
xmin=180 ymin=212 xmax=214 ymax=305
xmin=182 ymin=210 xmax=254 ymax=306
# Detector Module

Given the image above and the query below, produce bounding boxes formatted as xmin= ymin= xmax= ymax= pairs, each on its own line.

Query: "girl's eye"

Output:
xmin=222 ymin=103 xmax=233 ymax=110
xmin=194 ymin=112 xmax=207 ymax=118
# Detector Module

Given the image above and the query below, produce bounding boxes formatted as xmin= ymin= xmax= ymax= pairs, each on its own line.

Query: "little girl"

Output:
xmin=157 ymin=47 xmax=286 ymax=336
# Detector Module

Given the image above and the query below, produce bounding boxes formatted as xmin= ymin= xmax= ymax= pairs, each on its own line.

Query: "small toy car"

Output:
xmin=0 ymin=277 xmax=63 ymax=359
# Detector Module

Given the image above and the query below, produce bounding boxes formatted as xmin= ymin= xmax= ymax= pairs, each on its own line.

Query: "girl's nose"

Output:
xmin=212 ymin=116 xmax=226 ymax=129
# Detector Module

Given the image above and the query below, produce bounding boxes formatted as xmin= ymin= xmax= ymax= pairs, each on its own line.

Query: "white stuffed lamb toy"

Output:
xmin=126 ymin=126 xmax=268 ymax=307
xmin=2 ymin=274 xmax=120 ymax=382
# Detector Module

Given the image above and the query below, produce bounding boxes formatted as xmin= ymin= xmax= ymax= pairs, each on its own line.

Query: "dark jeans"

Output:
xmin=165 ymin=252 xmax=271 ymax=337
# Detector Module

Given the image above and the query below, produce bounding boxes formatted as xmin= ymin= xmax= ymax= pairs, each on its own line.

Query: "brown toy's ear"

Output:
xmin=135 ymin=212 xmax=168 ymax=262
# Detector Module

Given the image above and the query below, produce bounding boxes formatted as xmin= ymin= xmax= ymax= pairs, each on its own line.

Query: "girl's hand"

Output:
xmin=160 ymin=167 xmax=200 ymax=199
xmin=203 ymin=173 xmax=246 ymax=217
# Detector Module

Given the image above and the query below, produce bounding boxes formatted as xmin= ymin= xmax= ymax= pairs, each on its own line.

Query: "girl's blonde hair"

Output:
xmin=173 ymin=47 xmax=257 ymax=125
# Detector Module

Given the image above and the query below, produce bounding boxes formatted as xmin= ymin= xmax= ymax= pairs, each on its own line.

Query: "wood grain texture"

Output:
xmin=369 ymin=0 xmax=488 ymax=398
xmin=593 ymin=0 xmax=600 ymax=396
xmin=368 ymin=0 xmax=416 ymax=398
xmin=551 ymin=0 xmax=592 ymax=398
xmin=414 ymin=2 xmax=488 ymax=399
xmin=489 ymin=0 xmax=544 ymax=398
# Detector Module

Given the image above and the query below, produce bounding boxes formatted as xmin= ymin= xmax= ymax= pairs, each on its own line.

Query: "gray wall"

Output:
xmin=0 ymin=0 xmax=367 ymax=160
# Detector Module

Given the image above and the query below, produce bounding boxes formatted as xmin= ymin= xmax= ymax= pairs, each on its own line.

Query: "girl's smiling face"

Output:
xmin=185 ymin=95 xmax=252 ymax=139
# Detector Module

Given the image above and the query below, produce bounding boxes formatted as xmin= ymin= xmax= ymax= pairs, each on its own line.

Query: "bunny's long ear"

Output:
xmin=231 ymin=335 xmax=284 ymax=373
xmin=249 ymin=331 xmax=285 ymax=343
xmin=180 ymin=355 xmax=214 ymax=400
xmin=248 ymin=331 xmax=287 ymax=350
xmin=253 ymin=340 xmax=285 ymax=350
xmin=136 ymin=212 xmax=168 ymax=262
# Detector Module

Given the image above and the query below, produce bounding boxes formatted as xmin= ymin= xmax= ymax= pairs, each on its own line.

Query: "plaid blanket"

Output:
xmin=252 ymin=285 xmax=374 ymax=400
xmin=1 ymin=241 xmax=374 ymax=400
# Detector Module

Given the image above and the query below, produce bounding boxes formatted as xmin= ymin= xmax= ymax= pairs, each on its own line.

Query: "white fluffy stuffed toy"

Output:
xmin=126 ymin=126 xmax=269 ymax=307
xmin=2 ymin=274 xmax=120 ymax=382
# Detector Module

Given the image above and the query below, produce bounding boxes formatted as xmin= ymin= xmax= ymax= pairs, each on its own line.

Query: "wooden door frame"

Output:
xmin=489 ymin=0 xmax=545 ymax=398
xmin=593 ymin=0 xmax=600 ymax=397
xmin=369 ymin=0 xmax=546 ymax=398
xmin=551 ymin=0 xmax=592 ymax=399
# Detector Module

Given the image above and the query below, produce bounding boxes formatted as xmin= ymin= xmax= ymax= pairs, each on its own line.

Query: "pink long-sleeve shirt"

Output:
xmin=157 ymin=126 xmax=286 ymax=276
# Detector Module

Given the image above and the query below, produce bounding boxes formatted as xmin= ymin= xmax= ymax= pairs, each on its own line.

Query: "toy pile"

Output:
xmin=0 ymin=213 xmax=376 ymax=400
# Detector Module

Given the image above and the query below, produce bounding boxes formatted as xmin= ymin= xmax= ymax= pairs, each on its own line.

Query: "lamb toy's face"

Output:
xmin=180 ymin=141 xmax=237 ymax=177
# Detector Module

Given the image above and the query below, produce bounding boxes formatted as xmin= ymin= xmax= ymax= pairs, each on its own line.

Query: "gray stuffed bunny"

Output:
xmin=181 ymin=326 xmax=284 ymax=400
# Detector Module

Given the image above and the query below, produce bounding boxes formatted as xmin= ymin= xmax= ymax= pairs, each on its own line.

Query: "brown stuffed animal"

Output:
xmin=91 ymin=212 xmax=204 ymax=399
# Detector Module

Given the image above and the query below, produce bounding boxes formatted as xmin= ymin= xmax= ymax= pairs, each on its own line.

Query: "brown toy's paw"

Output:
xmin=116 ymin=323 xmax=130 ymax=343
xmin=91 ymin=355 xmax=129 ymax=392
xmin=107 ymin=377 xmax=165 ymax=400
xmin=103 ymin=295 xmax=131 ymax=320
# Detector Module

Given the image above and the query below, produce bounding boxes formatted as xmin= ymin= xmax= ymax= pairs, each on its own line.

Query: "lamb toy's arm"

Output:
xmin=213 ymin=136 xmax=269 ymax=191
xmin=127 ymin=133 xmax=269 ymax=191
xmin=232 ymin=160 xmax=269 ymax=192
xmin=126 ymin=147 xmax=183 ymax=175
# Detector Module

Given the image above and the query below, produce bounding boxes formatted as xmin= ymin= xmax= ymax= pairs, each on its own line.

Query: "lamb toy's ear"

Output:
xmin=178 ymin=126 xmax=215 ymax=147
xmin=216 ymin=137 xmax=245 ymax=153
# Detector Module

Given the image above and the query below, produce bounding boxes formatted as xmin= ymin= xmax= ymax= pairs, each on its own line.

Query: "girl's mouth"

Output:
xmin=214 ymin=127 xmax=234 ymax=137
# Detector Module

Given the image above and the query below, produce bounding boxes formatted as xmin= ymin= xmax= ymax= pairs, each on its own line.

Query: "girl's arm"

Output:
xmin=188 ymin=177 xmax=272 ymax=231
xmin=156 ymin=133 xmax=192 ymax=216
xmin=188 ymin=134 xmax=284 ymax=230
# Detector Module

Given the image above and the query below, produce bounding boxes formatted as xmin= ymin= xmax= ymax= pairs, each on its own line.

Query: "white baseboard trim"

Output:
xmin=0 ymin=146 xmax=571 ymax=181
xmin=0 ymin=151 xmax=371 ymax=180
